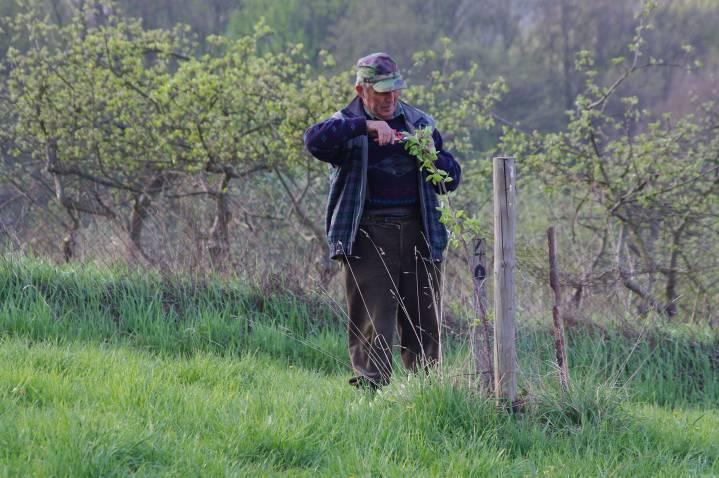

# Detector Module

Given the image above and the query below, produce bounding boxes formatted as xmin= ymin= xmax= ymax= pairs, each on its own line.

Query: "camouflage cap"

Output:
xmin=355 ymin=52 xmax=407 ymax=93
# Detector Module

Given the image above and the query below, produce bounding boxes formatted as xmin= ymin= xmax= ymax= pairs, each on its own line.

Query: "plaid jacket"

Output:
xmin=304 ymin=96 xmax=459 ymax=262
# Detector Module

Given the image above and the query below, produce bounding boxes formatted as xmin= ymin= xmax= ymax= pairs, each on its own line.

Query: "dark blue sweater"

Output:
xmin=304 ymin=111 xmax=460 ymax=208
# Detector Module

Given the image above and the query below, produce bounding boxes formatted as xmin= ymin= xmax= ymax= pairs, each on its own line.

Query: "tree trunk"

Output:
xmin=125 ymin=199 xmax=150 ymax=265
xmin=548 ymin=226 xmax=570 ymax=392
xmin=560 ymin=0 xmax=574 ymax=112
xmin=664 ymin=219 xmax=689 ymax=318
xmin=61 ymin=214 xmax=79 ymax=263
xmin=616 ymin=224 xmax=664 ymax=315
xmin=208 ymin=172 xmax=232 ymax=269
xmin=125 ymin=175 xmax=165 ymax=266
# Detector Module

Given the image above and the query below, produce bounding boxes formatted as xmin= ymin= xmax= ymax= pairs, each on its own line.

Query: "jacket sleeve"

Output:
xmin=303 ymin=117 xmax=367 ymax=166
xmin=432 ymin=128 xmax=461 ymax=194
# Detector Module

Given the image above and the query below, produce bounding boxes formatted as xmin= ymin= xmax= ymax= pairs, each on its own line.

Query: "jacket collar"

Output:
xmin=340 ymin=96 xmax=365 ymax=118
xmin=341 ymin=96 xmax=405 ymax=120
xmin=340 ymin=97 xmax=433 ymax=136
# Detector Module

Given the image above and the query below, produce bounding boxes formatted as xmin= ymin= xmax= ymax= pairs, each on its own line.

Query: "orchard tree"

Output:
xmin=160 ymin=21 xmax=357 ymax=270
xmin=4 ymin=4 xmax=194 ymax=263
xmin=501 ymin=5 xmax=719 ymax=318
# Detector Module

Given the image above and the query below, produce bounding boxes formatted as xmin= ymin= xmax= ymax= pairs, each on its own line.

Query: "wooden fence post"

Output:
xmin=547 ymin=226 xmax=570 ymax=392
xmin=493 ymin=157 xmax=518 ymax=406
xmin=470 ymin=238 xmax=493 ymax=394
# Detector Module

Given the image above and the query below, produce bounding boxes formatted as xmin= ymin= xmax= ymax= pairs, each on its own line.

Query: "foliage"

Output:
xmin=225 ymin=0 xmax=350 ymax=63
xmin=401 ymin=126 xmax=483 ymax=250
xmin=500 ymin=3 xmax=719 ymax=316
xmin=2 ymin=3 xmax=199 ymax=263
xmin=402 ymin=126 xmax=450 ymax=186
xmin=1 ymin=1 xmax=506 ymax=271
xmin=1 ymin=0 xmax=718 ymax=322
xmin=5 ymin=7 xmax=185 ymax=167
xmin=0 ymin=4 xmax=350 ymax=265
xmin=399 ymin=41 xmax=507 ymax=249
xmin=6 ymin=0 xmax=717 ymax=132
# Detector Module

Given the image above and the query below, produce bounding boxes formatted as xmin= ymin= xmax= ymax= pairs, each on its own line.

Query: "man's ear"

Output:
xmin=355 ymin=84 xmax=364 ymax=97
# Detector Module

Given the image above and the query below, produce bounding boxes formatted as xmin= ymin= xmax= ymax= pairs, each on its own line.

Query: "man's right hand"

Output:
xmin=366 ymin=120 xmax=396 ymax=145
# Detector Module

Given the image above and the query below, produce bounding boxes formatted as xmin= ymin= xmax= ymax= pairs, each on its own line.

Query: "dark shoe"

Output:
xmin=349 ymin=375 xmax=381 ymax=391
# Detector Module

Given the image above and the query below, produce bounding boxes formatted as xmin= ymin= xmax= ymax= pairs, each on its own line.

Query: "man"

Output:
xmin=304 ymin=52 xmax=461 ymax=389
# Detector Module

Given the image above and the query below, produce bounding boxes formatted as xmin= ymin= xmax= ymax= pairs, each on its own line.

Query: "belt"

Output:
xmin=362 ymin=206 xmax=420 ymax=222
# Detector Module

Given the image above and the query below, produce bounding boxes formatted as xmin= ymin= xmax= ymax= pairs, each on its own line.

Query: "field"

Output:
xmin=1 ymin=258 xmax=718 ymax=477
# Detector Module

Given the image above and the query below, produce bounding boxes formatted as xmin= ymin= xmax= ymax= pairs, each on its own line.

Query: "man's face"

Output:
xmin=356 ymin=84 xmax=400 ymax=120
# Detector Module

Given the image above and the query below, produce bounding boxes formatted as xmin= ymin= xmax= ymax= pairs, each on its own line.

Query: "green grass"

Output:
xmin=1 ymin=256 xmax=718 ymax=476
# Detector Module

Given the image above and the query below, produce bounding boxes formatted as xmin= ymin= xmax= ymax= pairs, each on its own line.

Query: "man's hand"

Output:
xmin=366 ymin=120 xmax=396 ymax=145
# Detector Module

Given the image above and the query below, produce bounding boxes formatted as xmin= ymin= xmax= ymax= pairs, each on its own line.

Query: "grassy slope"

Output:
xmin=1 ymin=257 xmax=717 ymax=477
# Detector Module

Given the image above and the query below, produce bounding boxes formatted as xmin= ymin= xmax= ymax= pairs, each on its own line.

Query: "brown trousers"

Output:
xmin=342 ymin=208 xmax=442 ymax=387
